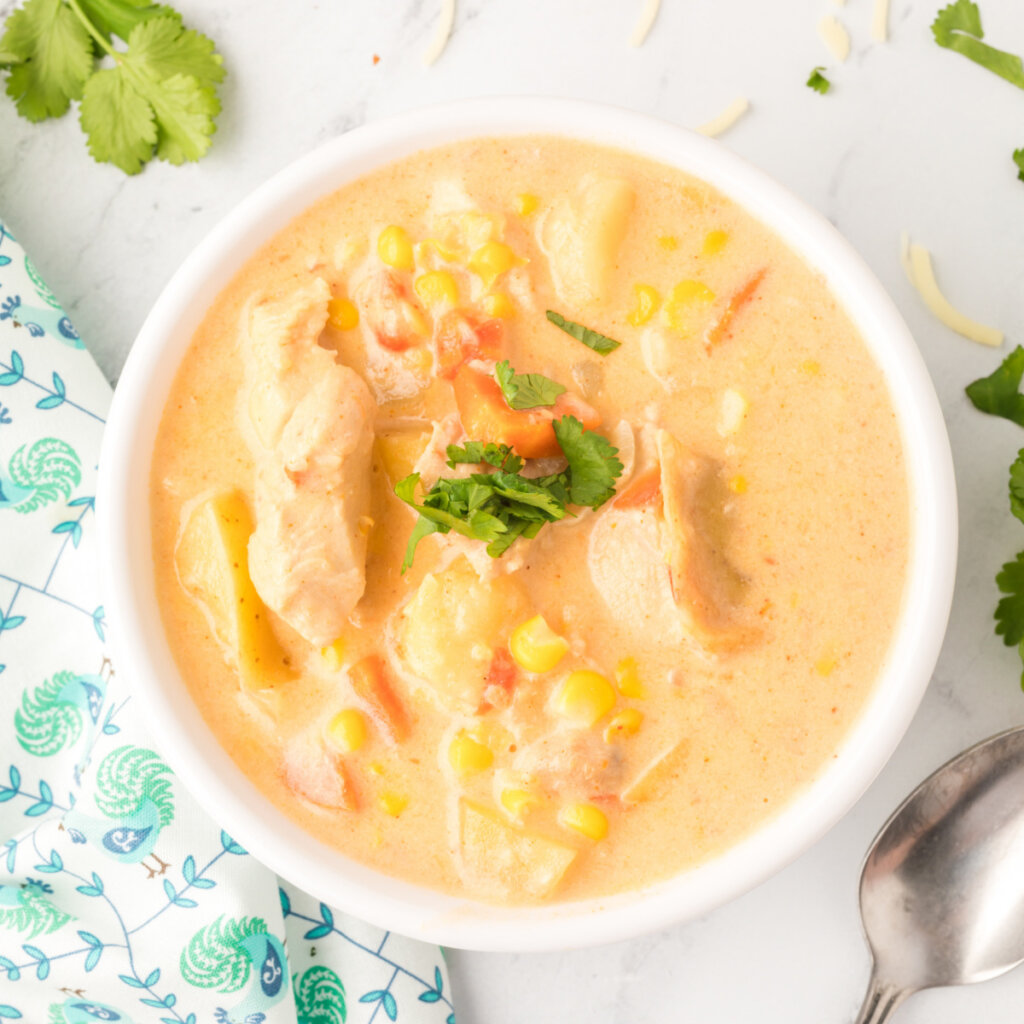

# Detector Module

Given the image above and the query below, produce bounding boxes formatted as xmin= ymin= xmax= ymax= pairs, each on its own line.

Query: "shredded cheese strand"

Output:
xmin=901 ymin=233 xmax=1004 ymax=347
xmin=422 ymin=0 xmax=456 ymax=67
xmin=818 ymin=15 xmax=851 ymax=62
xmin=696 ymin=97 xmax=750 ymax=138
xmin=871 ymin=0 xmax=889 ymax=42
xmin=630 ymin=0 xmax=661 ymax=47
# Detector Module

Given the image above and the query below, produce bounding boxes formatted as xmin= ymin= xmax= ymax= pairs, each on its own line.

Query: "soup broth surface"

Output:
xmin=151 ymin=136 xmax=908 ymax=904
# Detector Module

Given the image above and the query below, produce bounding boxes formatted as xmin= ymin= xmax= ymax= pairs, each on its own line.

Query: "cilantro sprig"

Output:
xmin=0 ymin=0 xmax=224 ymax=174
xmin=494 ymin=360 xmax=566 ymax=410
xmin=396 ymin=417 xmax=623 ymax=571
xmin=966 ymin=350 xmax=1024 ymax=686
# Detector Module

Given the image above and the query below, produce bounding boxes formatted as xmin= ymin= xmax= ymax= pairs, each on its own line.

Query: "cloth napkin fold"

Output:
xmin=0 ymin=219 xmax=454 ymax=1024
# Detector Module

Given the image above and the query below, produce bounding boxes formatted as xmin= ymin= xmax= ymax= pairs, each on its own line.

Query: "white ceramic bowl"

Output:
xmin=98 ymin=97 xmax=957 ymax=952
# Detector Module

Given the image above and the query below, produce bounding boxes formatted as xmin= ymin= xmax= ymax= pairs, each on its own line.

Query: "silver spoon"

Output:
xmin=854 ymin=725 xmax=1024 ymax=1023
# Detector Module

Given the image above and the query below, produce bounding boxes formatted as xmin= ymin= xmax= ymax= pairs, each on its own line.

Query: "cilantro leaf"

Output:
xmin=932 ymin=0 xmax=1024 ymax=90
xmin=1014 ymin=148 xmax=1024 ymax=182
xmin=76 ymin=0 xmax=179 ymax=42
xmin=546 ymin=311 xmax=621 ymax=355
xmin=1 ymin=0 xmax=94 ymax=121
xmin=80 ymin=64 xmax=155 ymax=173
xmin=495 ymin=360 xmax=567 ymax=410
xmin=807 ymin=67 xmax=831 ymax=94
xmin=965 ymin=345 xmax=1024 ymax=426
xmin=1010 ymin=450 xmax=1024 ymax=524
xmin=446 ymin=442 xmax=523 ymax=473
xmin=552 ymin=415 xmax=624 ymax=509
xmin=996 ymin=553 xmax=1024 ymax=683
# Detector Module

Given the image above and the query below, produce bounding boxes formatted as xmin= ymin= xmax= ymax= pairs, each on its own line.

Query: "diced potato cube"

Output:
xmin=375 ymin=429 xmax=431 ymax=485
xmin=395 ymin=558 xmax=529 ymax=713
xmin=509 ymin=614 xmax=569 ymax=674
xmin=718 ymin=388 xmax=748 ymax=436
xmin=621 ymin=739 xmax=691 ymax=805
xmin=321 ymin=636 xmax=346 ymax=671
xmin=175 ymin=491 xmax=293 ymax=690
xmin=459 ymin=799 xmax=577 ymax=900
xmin=541 ymin=175 xmax=635 ymax=306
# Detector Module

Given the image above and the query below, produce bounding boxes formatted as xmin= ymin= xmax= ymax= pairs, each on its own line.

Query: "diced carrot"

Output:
xmin=614 ymin=466 xmax=662 ymax=509
xmin=433 ymin=311 xmax=505 ymax=379
xmin=479 ymin=647 xmax=518 ymax=712
xmin=705 ymin=268 xmax=767 ymax=349
xmin=452 ymin=367 xmax=600 ymax=459
xmin=349 ymin=655 xmax=410 ymax=743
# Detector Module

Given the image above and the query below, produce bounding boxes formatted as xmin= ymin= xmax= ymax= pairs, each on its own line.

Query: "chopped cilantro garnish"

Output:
xmin=932 ymin=1 xmax=1024 ymax=90
xmin=552 ymin=415 xmax=623 ymax=509
xmin=807 ymin=67 xmax=831 ymax=94
xmin=397 ymin=417 xmax=623 ymax=570
xmin=546 ymin=311 xmax=621 ymax=355
xmin=965 ymin=345 xmax=1024 ymax=426
xmin=494 ymin=360 xmax=567 ymax=410
xmin=0 ymin=0 xmax=224 ymax=173
xmin=1014 ymin=148 xmax=1024 ymax=182
xmin=996 ymin=552 xmax=1024 ymax=685
xmin=1010 ymin=449 xmax=1024 ymax=523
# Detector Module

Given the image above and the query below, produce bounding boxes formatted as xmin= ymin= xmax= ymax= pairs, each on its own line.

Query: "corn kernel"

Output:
xmin=615 ymin=657 xmax=647 ymax=699
xmin=321 ymin=637 xmax=346 ymax=671
xmin=468 ymin=241 xmax=518 ymax=287
xmin=327 ymin=708 xmax=367 ymax=753
xmin=658 ymin=235 xmax=679 ymax=250
xmin=815 ymin=655 xmax=838 ymax=677
xmin=482 ymin=291 xmax=516 ymax=319
xmin=603 ymin=708 xmax=643 ymax=742
xmin=516 ymin=193 xmax=539 ymax=216
xmin=801 ymin=359 xmax=822 ymax=375
xmin=627 ymin=284 xmax=661 ymax=327
xmin=703 ymin=229 xmax=730 ymax=256
xmin=448 ymin=731 xmax=494 ymax=778
xmin=414 ymin=270 xmax=458 ymax=309
xmin=559 ymin=802 xmax=608 ymax=841
xmin=500 ymin=787 xmax=538 ymax=821
xmin=377 ymin=225 xmax=414 ymax=270
xmin=379 ymin=791 xmax=408 ymax=817
xmin=728 ymin=474 xmax=748 ymax=494
xmin=327 ymin=297 xmax=359 ymax=331
xmin=509 ymin=615 xmax=569 ymax=674
xmin=665 ymin=280 xmax=716 ymax=334
xmin=367 ymin=762 xmax=385 ymax=776
xmin=553 ymin=669 xmax=616 ymax=727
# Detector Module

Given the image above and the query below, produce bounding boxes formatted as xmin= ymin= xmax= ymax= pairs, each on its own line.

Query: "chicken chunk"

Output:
xmin=243 ymin=278 xmax=376 ymax=647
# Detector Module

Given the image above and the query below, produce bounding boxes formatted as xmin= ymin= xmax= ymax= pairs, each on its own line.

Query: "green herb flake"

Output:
xmin=1010 ymin=449 xmax=1024 ymax=524
xmin=546 ymin=310 xmax=621 ymax=356
xmin=1014 ymin=148 xmax=1024 ymax=182
xmin=807 ymin=67 xmax=831 ymax=94
xmin=0 ymin=0 xmax=224 ymax=173
xmin=931 ymin=0 xmax=1024 ymax=90
xmin=965 ymin=345 xmax=1024 ymax=427
xmin=494 ymin=360 xmax=567 ymax=410
xmin=552 ymin=415 xmax=624 ymax=509
xmin=996 ymin=552 xmax=1024 ymax=687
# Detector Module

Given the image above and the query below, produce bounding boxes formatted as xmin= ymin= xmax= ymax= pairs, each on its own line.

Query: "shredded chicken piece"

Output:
xmin=243 ymin=278 xmax=375 ymax=647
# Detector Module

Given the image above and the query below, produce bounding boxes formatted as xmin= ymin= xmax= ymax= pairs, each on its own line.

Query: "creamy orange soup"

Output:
xmin=151 ymin=136 xmax=908 ymax=904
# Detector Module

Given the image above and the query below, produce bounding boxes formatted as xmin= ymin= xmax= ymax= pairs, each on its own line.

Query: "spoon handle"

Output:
xmin=853 ymin=970 xmax=909 ymax=1024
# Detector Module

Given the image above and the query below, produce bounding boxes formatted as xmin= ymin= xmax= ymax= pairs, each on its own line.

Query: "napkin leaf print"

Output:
xmin=293 ymin=965 xmax=346 ymax=1024
xmin=0 ymin=437 xmax=80 ymax=513
xmin=0 ymin=878 xmax=73 ymax=937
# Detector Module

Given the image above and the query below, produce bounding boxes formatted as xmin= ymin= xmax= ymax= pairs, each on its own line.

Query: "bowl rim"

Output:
xmin=97 ymin=95 xmax=957 ymax=952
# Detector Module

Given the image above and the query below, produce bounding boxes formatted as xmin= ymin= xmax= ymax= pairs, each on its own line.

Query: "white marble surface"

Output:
xmin=4 ymin=0 xmax=1024 ymax=1020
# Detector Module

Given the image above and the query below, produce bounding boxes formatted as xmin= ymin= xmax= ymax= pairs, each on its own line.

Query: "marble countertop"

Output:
xmin=4 ymin=0 xmax=1024 ymax=1020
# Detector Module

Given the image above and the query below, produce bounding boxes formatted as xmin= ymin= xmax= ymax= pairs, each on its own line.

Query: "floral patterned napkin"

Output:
xmin=0 ymin=219 xmax=454 ymax=1024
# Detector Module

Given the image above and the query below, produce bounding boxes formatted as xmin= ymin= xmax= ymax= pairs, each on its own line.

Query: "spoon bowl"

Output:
xmin=856 ymin=726 xmax=1024 ymax=1022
